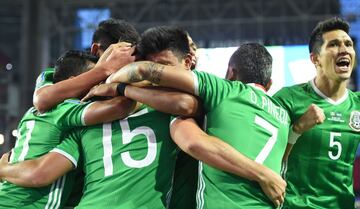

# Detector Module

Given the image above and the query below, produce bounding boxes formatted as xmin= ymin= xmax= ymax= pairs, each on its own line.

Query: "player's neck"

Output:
xmin=247 ymin=83 xmax=267 ymax=93
xmin=314 ymin=76 xmax=348 ymax=101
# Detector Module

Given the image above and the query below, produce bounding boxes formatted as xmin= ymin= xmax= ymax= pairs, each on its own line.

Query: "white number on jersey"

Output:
xmin=328 ymin=132 xmax=342 ymax=160
xmin=10 ymin=120 xmax=35 ymax=163
xmin=254 ymin=115 xmax=278 ymax=164
xmin=102 ymin=109 xmax=157 ymax=177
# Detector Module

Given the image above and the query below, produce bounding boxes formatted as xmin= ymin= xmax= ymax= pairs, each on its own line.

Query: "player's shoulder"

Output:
xmin=348 ymin=90 xmax=360 ymax=102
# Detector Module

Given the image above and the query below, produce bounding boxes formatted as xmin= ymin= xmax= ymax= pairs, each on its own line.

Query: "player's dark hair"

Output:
xmin=53 ymin=50 xmax=98 ymax=83
xmin=137 ymin=26 xmax=190 ymax=61
xmin=228 ymin=43 xmax=272 ymax=86
xmin=309 ymin=17 xmax=350 ymax=54
xmin=92 ymin=19 xmax=140 ymax=51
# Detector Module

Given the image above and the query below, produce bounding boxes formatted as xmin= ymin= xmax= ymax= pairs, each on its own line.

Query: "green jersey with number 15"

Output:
xmin=192 ymin=71 xmax=290 ymax=209
xmin=54 ymin=106 xmax=178 ymax=209
xmin=274 ymin=80 xmax=360 ymax=209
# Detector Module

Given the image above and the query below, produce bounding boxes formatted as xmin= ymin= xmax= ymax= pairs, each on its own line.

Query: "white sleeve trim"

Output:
xmin=50 ymin=148 xmax=78 ymax=168
xmin=191 ymin=71 xmax=199 ymax=96
xmin=288 ymin=126 xmax=301 ymax=144
xmin=170 ymin=116 xmax=181 ymax=128
xmin=81 ymin=102 xmax=95 ymax=126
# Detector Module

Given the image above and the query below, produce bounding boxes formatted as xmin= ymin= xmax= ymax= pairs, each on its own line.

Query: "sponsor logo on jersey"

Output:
xmin=349 ymin=111 xmax=360 ymax=132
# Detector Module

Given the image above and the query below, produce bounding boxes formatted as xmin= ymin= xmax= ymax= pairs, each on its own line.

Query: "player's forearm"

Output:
xmin=170 ymin=118 xmax=268 ymax=182
xmin=0 ymin=159 xmax=53 ymax=187
xmin=84 ymin=96 xmax=137 ymax=125
xmin=125 ymin=86 xmax=200 ymax=117
xmin=34 ymin=65 xmax=112 ymax=112
xmin=108 ymin=61 xmax=195 ymax=94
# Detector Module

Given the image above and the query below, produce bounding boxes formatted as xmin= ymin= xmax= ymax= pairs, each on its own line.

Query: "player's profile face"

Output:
xmin=146 ymin=50 xmax=181 ymax=66
xmin=317 ymin=29 xmax=356 ymax=81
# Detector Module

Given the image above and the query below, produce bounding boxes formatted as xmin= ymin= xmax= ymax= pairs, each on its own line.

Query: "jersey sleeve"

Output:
xmin=53 ymin=99 xmax=94 ymax=127
xmin=273 ymin=87 xmax=296 ymax=124
xmin=50 ymin=131 xmax=81 ymax=168
xmin=35 ymin=68 xmax=55 ymax=90
xmin=192 ymin=71 xmax=242 ymax=113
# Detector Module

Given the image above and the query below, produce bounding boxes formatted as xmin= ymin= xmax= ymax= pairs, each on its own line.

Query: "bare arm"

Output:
xmin=82 ymin=83 xmax=202 ymax=117
xmin=0 ymin=152 xmax=73 ymax=187
xmin=34 ymin=43 xmax=135 ymax=112
xmin=170 ymin=117 xmax=286 ymax=207
xmin=107 ymin=61 xmax=196 ymax=94
xmin=83 ymin=96 xmax=137 ymax=125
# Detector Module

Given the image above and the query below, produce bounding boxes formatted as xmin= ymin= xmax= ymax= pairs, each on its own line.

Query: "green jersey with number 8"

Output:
xmin=192 ymin=71 xmax=290 ymax=209
xmin=55 ymin=106 xmax=178 ymax=209
xmin=274 ymin=80 xmax=360 ymax=209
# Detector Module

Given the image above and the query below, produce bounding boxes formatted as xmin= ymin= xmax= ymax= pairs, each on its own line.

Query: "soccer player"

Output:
xmin=33 ymin=19 xmax=139 ymax=113
xmin=106 ymin=43 xmax=292 ymax=208
xmin=0 ymin=26 xmax=200 ymax=209
xmin=0 ymin=50 xmax=135 ymax=209
xmin=274 ymin=17 xmax=360 ymax=209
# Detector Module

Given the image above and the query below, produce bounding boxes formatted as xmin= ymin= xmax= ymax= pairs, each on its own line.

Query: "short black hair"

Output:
xmin=53 ymin=50 xmax=98 ymax=83
xmin=137 ymin=26 xmax=190 ymax=60
xmin=92 ymin=19 xmax=140 ymax=51
xmin=228 ymin=43 xmax=272 ymax=86
xmin=309 ymin=17 xmax=350 ymax=54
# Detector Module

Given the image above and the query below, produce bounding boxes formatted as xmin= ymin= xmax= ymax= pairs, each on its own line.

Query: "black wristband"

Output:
xmin=116 ymin=83 xmax=128 ymax=96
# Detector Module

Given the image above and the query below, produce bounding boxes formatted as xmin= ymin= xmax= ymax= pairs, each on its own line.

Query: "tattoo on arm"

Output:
xmin=144 ymin=62 xmax=164 ymax=84
xmin=126 ymin=62 xmax=164 ymax=84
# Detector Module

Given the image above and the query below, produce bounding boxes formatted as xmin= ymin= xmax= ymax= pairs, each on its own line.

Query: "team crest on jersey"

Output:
xmin=349 ymin=111 xmax=360 ymax=132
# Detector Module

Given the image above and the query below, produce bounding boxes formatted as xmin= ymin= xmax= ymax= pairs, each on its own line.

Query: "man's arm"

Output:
xmin=34 ymin=43 xmax=135 ymax=112
xmin=170 ymin=117 xmax=286 ymax=207
xmin=83 ymin=96 xmax=137 ymax=125
xmin=282 ymin=104 xmax=325 ymax=161
xmin=107 ymin=61 xmax=196 ymax=94
xmin=0 ymin=152 xmax=73 ymax=187
xmin=82 ymin=83 xmax=202 ymax=117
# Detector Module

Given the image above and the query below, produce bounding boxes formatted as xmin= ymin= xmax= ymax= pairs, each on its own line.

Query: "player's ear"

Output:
xmin=265 ymin=79 xmax=272 ymax=91
xmin=91 ymin=43 xmax=100 ymax=56
xmin=225 ymin=66 xmax=236 ymax=81
xmin=310 ymin=53 xmax=320 ymax=68
xmin=183 ymin=53 xmax=192 ymax=71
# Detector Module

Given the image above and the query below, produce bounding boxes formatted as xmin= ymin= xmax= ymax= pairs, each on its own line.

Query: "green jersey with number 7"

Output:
xmin=274 ymin=80 xmax=360 ymax=209
xmin=193 ymin=71 xmax=290 ymax=209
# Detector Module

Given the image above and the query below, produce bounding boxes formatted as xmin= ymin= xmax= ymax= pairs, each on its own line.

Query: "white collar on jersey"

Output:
xmin=310 ymin=79 xmax=348 ymax=105
xmin=247 ymin=83 xmax=268 ymax=94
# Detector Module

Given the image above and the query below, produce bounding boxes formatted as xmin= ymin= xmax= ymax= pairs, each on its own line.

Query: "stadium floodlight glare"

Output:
xmin=12 ymin=129 xmax=17 ymax=138
xmin=0 ymin=133 xmax=4 ymax=145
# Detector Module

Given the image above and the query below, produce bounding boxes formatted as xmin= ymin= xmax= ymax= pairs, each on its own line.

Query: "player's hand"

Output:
xmin=293 ymin=104 xmax=325 ymax=134
xmin=96 ymin=42 xmax=136 ymax=74
xmin=81 ymin=83 xmax=119 ymax=102
xmin=0 ymin=152 xmax=10 ymax=182
xmin=258 ymin=167 xmax=286 ymax=207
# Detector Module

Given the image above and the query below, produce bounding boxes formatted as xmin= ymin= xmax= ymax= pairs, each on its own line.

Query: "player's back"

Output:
xmin=74 ymin=106 xmax=177 ymax=209
xmin=194 ymin=70 xmax=290 ymax=209
xmin=0 ymin=99 xmax=89 ymax=209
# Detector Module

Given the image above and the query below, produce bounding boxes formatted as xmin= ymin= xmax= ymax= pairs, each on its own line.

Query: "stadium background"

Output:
xmin=0 ymin=0 xmax=359 ymax=203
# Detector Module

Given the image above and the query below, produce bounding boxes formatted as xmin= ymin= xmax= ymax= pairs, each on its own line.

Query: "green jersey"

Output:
xmin=35 ymin=68 xmax=54 ymax=89
xmin=55 ymin=106 xmax=178 ymax=209
xmin=274 ymin=80 xmax=360 ymax=209
xmin=0 ymin=99 xmax=91 ymax=209
xmin=192 ymin=71 xmax=291 ymax=209
xmin=169 ymin=151 xmax=198 ymax=209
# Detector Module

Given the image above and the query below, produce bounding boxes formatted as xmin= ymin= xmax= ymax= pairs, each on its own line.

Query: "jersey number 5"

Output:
xmin=328 ymin=132 xmax=342 ymax=160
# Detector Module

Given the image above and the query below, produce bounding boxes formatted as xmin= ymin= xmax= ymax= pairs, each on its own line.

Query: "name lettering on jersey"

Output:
xmin=349 ymin=111 xmax=360 ymax=132
xmin=328 ymin=112 xmax=345 ymax=123
xmin=250 ymin=91 xmax=289 ymax=125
